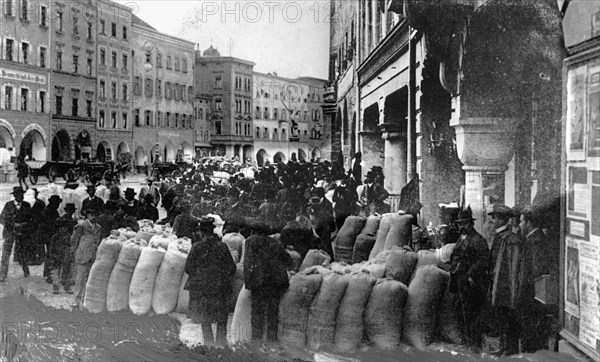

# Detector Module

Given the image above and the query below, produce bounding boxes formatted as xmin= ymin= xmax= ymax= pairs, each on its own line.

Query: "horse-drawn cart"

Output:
xmin=151 ymin=161 xmax=189 ymax=180
xmin=26 ymin=160 xmax=117 ymax=184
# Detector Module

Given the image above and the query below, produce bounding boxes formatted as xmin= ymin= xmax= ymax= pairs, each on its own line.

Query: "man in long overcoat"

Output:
xmin=0 ymin=187 xmax=32 ymax=281
xmin=488 ymin=204 xmax=522 ymax=355
xmin=70 ymin=208 xmax=102 ymax=309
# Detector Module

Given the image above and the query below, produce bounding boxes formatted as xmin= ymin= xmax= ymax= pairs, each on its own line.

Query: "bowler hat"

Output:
xmin=455 ymin=206 xmax=476 ymax=222
xmin=64 ymin=203 xmax=77 ymax=212
xmin=365 ymin=171 xmax=375 ymax=180
xmin=86 ymin=184 xmax=97 ymax=191
xmin=198 ymin=216 xmax=215 ymax=231
xmin=124 ymin=187 xmax=136 ymax=196
xmin=488 ymin=204 xmax=514 ymax=217
xmin=10 ymin=186 xmax=25 ymax=195
xmin=48 ymin=195 xmax=63 ymax=204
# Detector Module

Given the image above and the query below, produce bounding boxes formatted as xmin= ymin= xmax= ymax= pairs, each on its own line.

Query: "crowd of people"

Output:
xmin=0 ymin=156 xmax=560 ymax=353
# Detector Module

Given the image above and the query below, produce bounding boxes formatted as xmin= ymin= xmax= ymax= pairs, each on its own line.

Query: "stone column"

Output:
xmin=380 ymin=123 xmax=407 ymax=212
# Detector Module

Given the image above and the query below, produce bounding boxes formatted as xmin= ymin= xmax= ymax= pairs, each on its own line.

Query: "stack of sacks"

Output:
xmin=223 ymin=232 xmax=244 ymax=263
xmin=334 ymin=216 xmax=367 ymax=263
xmin=438 ymin=284 xmax=463 ymax=344
xmin=299 ymin=249 xmax=332 ymax=272
xmin=149 ymin=233 xmax=177 ymax=250
xmin=152 ymin=239 xmax=189 ymax=314
xmin=129 ymin=243 xmax=167 ymax=315
xmin=352 ymin=215 xmax=381 ymax=264
xmin=383 ymin=214 xmax=414 ymax=251
xmin=369 ymin=214 xmax=392 ymax=259
xmin=136 ymin=220 xmax=159 ymax=242
xmin=84 ymin=235 xmax=124 ymax=313
xmin=365 ymin=278 xmax=408 ymax=349
xmin=72 ymin=185 xmax=88 ymax=219
xmin=106 ymin=238 xmax=147 ymax=311
xmin=437 ymin=243 xmax=456 ymax=265
xmin=278 ymin=268 xmax=323 ymax=348
xmin=402 ymin=265 xmax=449 ymax=349
xmin=118 ymin=228 xmax=138 ymax=240
xmin=359 ymin=260 xmax=386 ymax=279
xmin=385 ymin=247 xmax=418 ymax=285
xmin=334 ymin=271 xmax=377 ymax=352
xmin=286 ymin=248 xmax=302 ymax=272
xmin=306 ymin=267 xmax=348 ymax=350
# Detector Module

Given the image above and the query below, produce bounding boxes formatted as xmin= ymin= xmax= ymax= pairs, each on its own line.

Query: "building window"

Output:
xmin=5 ymin=39 xmax=14 ymax=61
xmin=134 ymin=109 xmax=140 ymax=126
xmin=145 ymin=78 xmax=153 ymax=97
xmin=156 ymin=80 xmax=162 ymax=98
xmin=111 ymin=111 xmax=117 ymax=128
xmin=165 ymin=112 xmax=170 ymax=127
xmin=55 ymin=95 xmax=62 ymax=115
xmin=273 ymin=108 xmax=278 ymax=120
xmin=111 ymin=81 xmax=117 ymax=100
xmin=87 ymin=57 xmax=92 ymax=76
xmin=73 ymin=16 xmax=79 ymax=36
xmin=72 ymin=97 xmax=78 ymax=116
xmin=122 ymin=83 xmax=128 ymax=101
xmin=264 ymin=107 xmax=269 ymax=119
xmin=56 ymin=51 xmax=62 ymax=70
xmin=5 ymin=0 xmax=13 ymax=16
xmin=122 ymin=26 xmax=127 ymax=40
xmin=111 ymin=50 xmax=117 ymax=68
xmin=145 ymin=50 xmax=151 ymax=64
xmin=39 ymin=46 xmax=46 ymax=67
xmin=157 ymin=111 xmax=162 ymax=126
xmin=166 ymin=56 xmax=172 ymax=69
xmin=57 ymin=10 xmax=63 ymax=31
xmin=263 ymin=127 xmax=268 ymax=139
xmin=182 ymin=59 xmax=187 ymax=73
xmin=40 ymin=5 xmax=47 ymax=25
xmin=111 ymin=22 xmax=116 ymax=37
xmin=304 ymin=110 xmax=308 ymax=121
xmin=87 ymin=21 xmax=92 ymax=39
xmin=99 ymin=110 xmax=105 ymax=127
xmin=20 ymin=88 xmax=28 ymax=111
xmin=174 ymin=57 xmax=180 ymax=71
xmin=273 ymin=128 xmax=278 ymax=140
xmin=215 ymin=121 xmax=222 ymax=135
xmin=4 ymin=86 xmax=13 ymax=110
xmin=144 ymin=110 xmax=151 ymax=126
xmin=99 ymin=19 xmax=105 ymax=35
xmin=214 ymin=98 xmax=222 ymax=111
xmin=21 ymin=42 xmax=29 ymax=64
xmin=122 ymin=112 xmax=128 ymax=128
xmin=99 ymin=48 xmax=105 ymax=65
xmin=255 ymin=106 xmax=260 ymax=119
xmin=165 ymin=82 xmax=171 ymax=99
xmin=39 ymin=90 xmax=46 ymax=112
xmin=157 ymin=53 xmax=162 ymax=67
xmin=86 ymin=99 xmax=92 ymax=117
xmin=72 ymin=55 xmax=78 ymax=73
xmin=122 ymin=53 xmax=128 ymax=70
xmin=133 ymin=77 xmax=141 ymax=95
xmin=215 ymin=75 xmax=222 ymax=88
xmin=99 ymin=80 xmax=105 ymax=98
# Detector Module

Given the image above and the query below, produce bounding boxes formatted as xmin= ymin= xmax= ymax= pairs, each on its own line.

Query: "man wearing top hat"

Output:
xmin=0 ymin=187 xmax=32 ymax=281
xmin=449 ymin=206 xmax=490 ymax=352
xmin=122 ymin=188 xmax=140 ymax=218
xmin=81 ymin=184 xmax=105 ymax=218
xmin=357 ymin=171 xmax=390 ymax=216
xmin=488 ymin=204 xmax=522 ymax=355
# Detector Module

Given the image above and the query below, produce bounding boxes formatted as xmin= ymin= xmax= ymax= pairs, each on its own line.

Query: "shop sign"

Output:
xmin=0 ymin=68 xmax=46 ymax=84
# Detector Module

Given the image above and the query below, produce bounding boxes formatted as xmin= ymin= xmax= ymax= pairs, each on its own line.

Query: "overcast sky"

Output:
xmin=118 ymin=0 xmax=331 ymax=80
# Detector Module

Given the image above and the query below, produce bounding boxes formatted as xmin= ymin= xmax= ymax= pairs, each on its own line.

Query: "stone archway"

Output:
xmin=164 ymin=141 xmax=175 ymax=162
xmin=256 ymin=149 xmax=268 ymax=167
xmin=96 ymin=140 xmax=112 ymax=162
xmin=75 ymin=130 xmax=92 ymax=161
xmin=180 ymin=141 xmax=193 ymax=161
xmin=20 ymin=128 xmax=46 ymax=161
xmin=135 ymin=146 xmax=146 ymax=167
xmin=361 ymin=102 xmax=384 ymax=173
xmin=0 ymin=119 xmax=16 ymax=160
xmin=298 ymin=148 xmax=307 ymax=162
xmin=311 ymin=147 xmax=322 ymax=162
xmin=273 ymin=151 xmax=286 ymax=164
xmin=150 ymin=144 xmax=161 ymax=163
xmin=117 ymin=141 xmax=129 ymax=156
xmin=51 ymin=129 xmax=71 ymax=161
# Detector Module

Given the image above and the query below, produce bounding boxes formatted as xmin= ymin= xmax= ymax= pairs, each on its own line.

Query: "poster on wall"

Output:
xmin=588 ymin=61 xmax=600 ymax=160
xmin=578 ymin=243 xmax=600 ymax=351
xmin=567 ymin=65 xmax=587 ymax=161
xmin=565 ymin=237 xmax=581 ymax=317
xmin=568 ymin=167 xmax=589 ymax=218
xmin=593 ymin=172 xmax=600 ymax=237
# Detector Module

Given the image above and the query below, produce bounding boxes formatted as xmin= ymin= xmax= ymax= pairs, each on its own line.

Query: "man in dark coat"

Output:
xmin=97 ymin=200 xmax=118 ymax=239
xmin=81 ymin=185 xmax=105 ymax=217
xmin=172 ymin=200 xmax=198 ymax=239
xmin=137 ymin=194 xmax=159 ymax=222
xmin=517 ymin=207 xmax=558 ymax=352
xmin=122 ymin=188 xmax=140 ymax=218
xmin=488 ymin=204 xmax=522 ymax=355
xmin=358 ymin=172 xmax=390 ymax=216
xmin=244 ymin=219 xmax=293 ymax=342
xmin=41 ymin=195 xmax=62 ymax=283
xmin=0 ymin=187 xmax=32 ymax=281
xmin=49 ymin=203 xmax=78 ymax=294
xmin=30 ymin=188 xmax=47 ymax=266
xmin=114 ymin=200 xmax=140 ymax=232
xmin=449 ymin=206 xmax=490 ymax=352
xmin=332 ymin=178 xmax=358 ymax=231
xmin=184 ymin=217 xmax=235 ymax=346
xmin=139 ymin=177 xmax=161 ymax=206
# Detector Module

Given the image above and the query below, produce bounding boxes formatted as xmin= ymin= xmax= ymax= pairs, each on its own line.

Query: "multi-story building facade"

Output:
xmin=193 ymin=93 xmax=212 ymax=158
xmin=253 ymin=71 xmax=311 ymax=165
xmin=95 ymin=0 xmax=133 ymax=162
xmin=1 ymin=0 xmax=52 ymax=165
xmin=298 ymin=76 xmax=328 ymax=162
xmin=131 ymin=15 xmax=195 ymax=167
xmin=194 ymin=47 xmax=254 ymax=161
xmin=49 ymin=0 xmax=97 ymax=162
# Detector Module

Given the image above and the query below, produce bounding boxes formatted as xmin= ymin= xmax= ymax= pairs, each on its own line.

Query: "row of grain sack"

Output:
xmin=232 ymin=244 xmax=461 ymax=351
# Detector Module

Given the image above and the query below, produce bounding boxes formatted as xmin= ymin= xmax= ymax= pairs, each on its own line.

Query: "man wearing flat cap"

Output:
xmin=449 ymin=206 xmax=490 ymax=352
xmin=488 ymin=204 xmax=522 ymax=355
xmin=0 ymin=187 xmax=32 ymax=281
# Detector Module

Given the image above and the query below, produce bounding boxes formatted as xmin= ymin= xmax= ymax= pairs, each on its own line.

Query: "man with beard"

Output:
xmin=449 ymin=206 xmax=490 ymax=352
